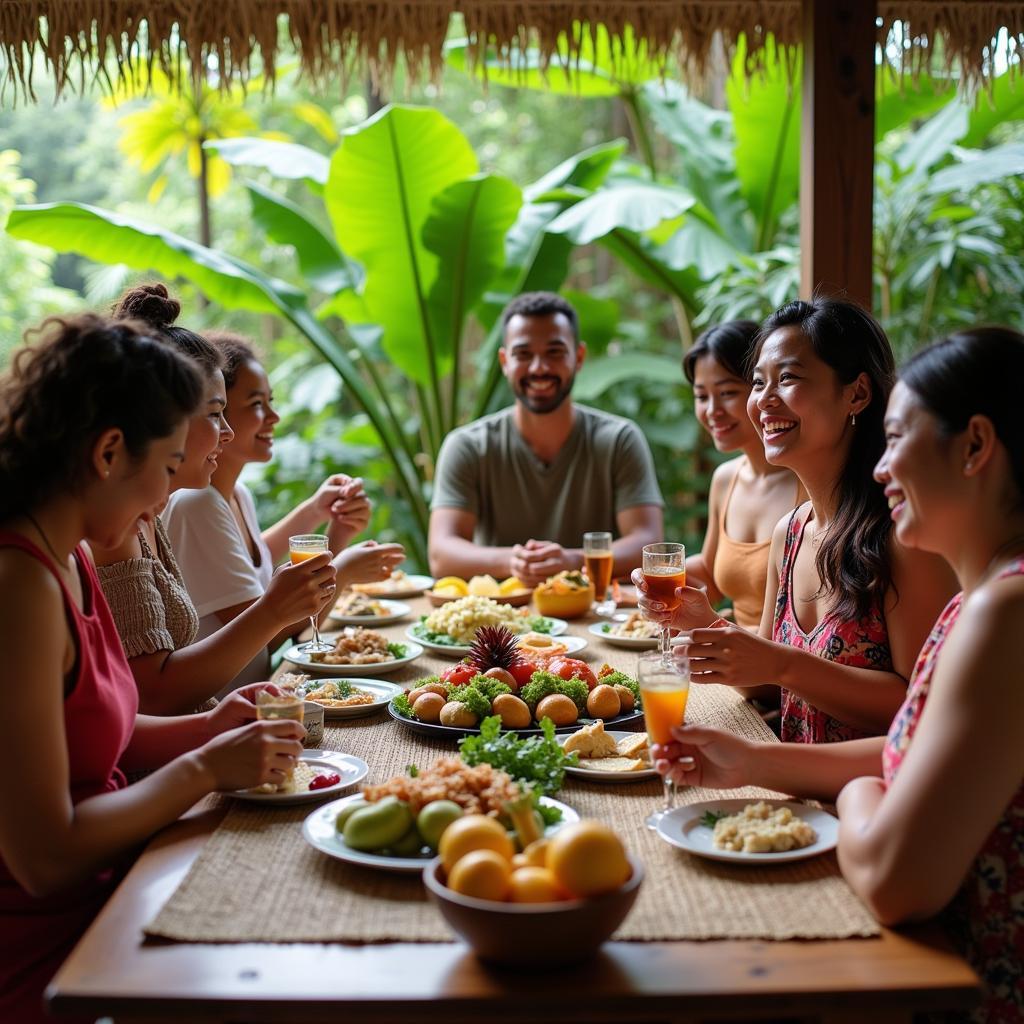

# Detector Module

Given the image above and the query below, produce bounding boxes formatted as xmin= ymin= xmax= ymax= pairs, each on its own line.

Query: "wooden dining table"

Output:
xmin=46 ymin=593 xmax=980 ymax=1023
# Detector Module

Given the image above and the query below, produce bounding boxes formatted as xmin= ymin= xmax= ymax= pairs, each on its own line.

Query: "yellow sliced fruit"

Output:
xmin=467 ymin=574 xmax=501 ymax=597
xmin=434 ymin=576 xmax=468 ymax=596
xmin=499 ymin=576 xmax=527 ymax=594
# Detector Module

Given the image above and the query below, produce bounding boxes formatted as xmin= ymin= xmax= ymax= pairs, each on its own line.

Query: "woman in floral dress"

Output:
xmin=656 ymin=326 xmax=1024 ymax=1020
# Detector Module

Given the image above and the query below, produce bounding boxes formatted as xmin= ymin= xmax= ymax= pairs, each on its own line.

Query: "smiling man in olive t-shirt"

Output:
xmin=428 ymin=292 xmax=664 ymax=587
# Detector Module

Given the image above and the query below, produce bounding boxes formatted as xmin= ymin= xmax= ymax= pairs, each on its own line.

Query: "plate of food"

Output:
xmin=228 ymin=750 xmax=369 ymax=805
xmin=299 ymin=677 xmax=404 ymax=719
xmin=351 ymin=570 xmax=434 ymax=598
xmin=302 ymin=759 xmax=579 ymax=873
xmin=655 ymin=799 xmax=839 ymax=864
xmin=427 ymin=574 xmax=534 ymax=607
xmin=557 ymin=724 xmax=658 ymax=782
xmin=389 ymin=634 xmax=643 ymax=737
xmin=283 ymin=628 xmax=423 ymax=676
xmin=328 ymin=592 xmax=411 ymax=627
xmin=589 ymin=611 xmax=663 ymax=649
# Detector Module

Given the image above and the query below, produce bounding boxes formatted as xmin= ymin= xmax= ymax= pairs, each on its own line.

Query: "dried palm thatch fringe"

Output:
xmin=0 ymin=1 xmax=1021 ymax=102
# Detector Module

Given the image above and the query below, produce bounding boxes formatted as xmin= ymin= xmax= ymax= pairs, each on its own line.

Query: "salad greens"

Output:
xmin=392 ymin=692 xmax=415 ymax=718
xmin=520 ymin=671 xmax=589 ymax=713
xmin=386 ymin=641 xmax=407 ymax=658
xmin=411 ymin=615 xmax=554 ymax=646
xmin=699 ymin=809 xmax=727 ymax=829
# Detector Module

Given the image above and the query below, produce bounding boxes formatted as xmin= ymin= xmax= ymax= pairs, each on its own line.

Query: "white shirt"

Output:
xmin=163 ymin=484 xmax=275 ymax=693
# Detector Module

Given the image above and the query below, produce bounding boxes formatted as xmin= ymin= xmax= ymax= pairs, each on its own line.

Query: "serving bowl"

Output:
xmin=425 ymin=588 xmax=534 ymax=608
xmin=422 ymin=852 xmax=643 ymax=966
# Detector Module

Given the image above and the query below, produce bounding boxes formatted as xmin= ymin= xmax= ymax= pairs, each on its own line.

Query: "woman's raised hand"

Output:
xmin=631 ymin=568 xmax=718 ymax=631
xmin=679 ymin=623 xmax=786 ymax=687
xmin=312 ymin=474 xmax=371 ymax=536
xmin=652 ymin=723 xmax=753 ymax=789
xmin=195 ymin=720 xmax=305 ymax=792
xmin=262 ymin=552 xmax=336 ymax=626
xmin=335 ymin=540 xmax=405 ymax=587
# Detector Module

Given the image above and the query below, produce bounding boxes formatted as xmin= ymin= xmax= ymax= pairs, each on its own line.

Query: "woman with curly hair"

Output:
xmin=0 ymin=314 xmax=304 ymax=1023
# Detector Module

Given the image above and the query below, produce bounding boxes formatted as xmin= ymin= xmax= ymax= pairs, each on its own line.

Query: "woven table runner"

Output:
xmin=145 ymin=604 xmax=879 ymax=944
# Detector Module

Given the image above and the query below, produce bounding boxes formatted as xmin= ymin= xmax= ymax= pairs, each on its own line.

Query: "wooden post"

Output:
xmin=800 ymin=0 xmax=876 ymax=309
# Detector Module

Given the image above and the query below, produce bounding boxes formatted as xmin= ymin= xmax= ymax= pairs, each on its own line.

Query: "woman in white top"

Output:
xmin=165 ymin=330 xmax=404 ymax=691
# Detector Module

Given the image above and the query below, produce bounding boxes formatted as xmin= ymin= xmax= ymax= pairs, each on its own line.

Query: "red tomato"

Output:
xmin=550 ymin=657 xmax=598 ymax=690
xmin=308 ymin=772 xmax=341 ymax=791
xmin=441 ymin=663 xmax=477 ymax=687
xmin=508 ymin=659 xmax=538 ymax=689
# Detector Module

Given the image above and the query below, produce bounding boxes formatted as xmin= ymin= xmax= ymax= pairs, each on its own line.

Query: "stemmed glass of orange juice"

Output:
xmin=288 ymin=534 xmax=333 ymax=654
xmin=641 ymin=542 xmax=685 ymax=663
xmin=638 ymin=650 xmax=690 ymax=829
xmin=583 ymin=531 xmax=615 ymax=616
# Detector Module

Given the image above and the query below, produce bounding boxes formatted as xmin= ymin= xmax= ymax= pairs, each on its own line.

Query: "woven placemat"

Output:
xmin=145 ymin=607 xmax=879 ymax=944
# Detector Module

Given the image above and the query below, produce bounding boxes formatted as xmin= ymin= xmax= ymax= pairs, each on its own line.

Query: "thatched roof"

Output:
xmin=2 ymin=1 xmax=1022 ymax=99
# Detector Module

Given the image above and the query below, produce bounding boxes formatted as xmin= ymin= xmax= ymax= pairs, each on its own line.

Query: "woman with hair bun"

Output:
xmin=655 ymin=326 xmax=1024 ymax=1021
xmin=164 ymin=328 xmax=405 ymax=692
xmin=0 ymin=315 xmax=305 ymax=1023
xmin=637 ymin=298 xmax=956 ymax=742
xmin=92 ymin=284 xmax=337 ymax=713
xmin=682 ymin=320 xmax=805 ymax=630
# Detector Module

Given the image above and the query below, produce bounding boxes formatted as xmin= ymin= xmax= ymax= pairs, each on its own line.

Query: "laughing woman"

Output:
xmin=0 ymin=316 xmax=304 ymax=1023
xmin=638 ymin=299 xmax=956 ymax=742
xmin=655 ymin=327 xmax=1024 ymax=1021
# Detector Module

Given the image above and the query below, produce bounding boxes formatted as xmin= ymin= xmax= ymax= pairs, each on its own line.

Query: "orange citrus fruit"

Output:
xmin=546 ymin=821 xmax=631 ymax=898
xmin=439 ymin=814 xmax=514 ymax=874
xmin=522 ymin=837 xmax=549 ymax=868
xmin=508 ymin=866 xmax=565 ymax=904
xmin=447 ymin=849 xmax=512 ymax=901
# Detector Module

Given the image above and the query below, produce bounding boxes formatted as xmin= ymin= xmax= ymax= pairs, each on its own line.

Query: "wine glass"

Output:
xmin=288 ymin=533 xmax=333 ymax=654
xmin=638 ymin=650 xmax=690 ymax=829
xmin=641 ymin=542 xmax=686 ymax=663
xmin=583 ymin=531 xmax=615 ymax=616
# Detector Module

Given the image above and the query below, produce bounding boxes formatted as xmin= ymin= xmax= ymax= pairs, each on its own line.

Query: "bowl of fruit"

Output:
xmin=423 ymin=818 xmax=643 ymax=966
xmin=533 ymin=571 xmax=595 ymax=619
xmin=427 ymin=575 xmax=534 ymax=607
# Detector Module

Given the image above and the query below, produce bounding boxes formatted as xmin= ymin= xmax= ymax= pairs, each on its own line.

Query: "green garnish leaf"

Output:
xmin=520 ymin=670 xmax=589 ymax=713
xmin=699 ymin=810 xmax=727 ymax=829
xmin=459 ymin=714 xmax=574 ymax=797
xmin=387 ymin=641 xmax=407 ymax=658
xmin=392 ymin=693 xmax=416 ymax=719
xmin=407 ymin=764 xmax=419 ymax=777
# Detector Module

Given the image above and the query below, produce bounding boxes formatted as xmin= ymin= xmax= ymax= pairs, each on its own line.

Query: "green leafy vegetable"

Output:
xmin=699 ymin=810 xmax=727 ymax=829
xmin=525 ymin=615 xmax=554 ymax=633
xmin=410 ymin=620 xmax=464 ymax=646
xmin=407 ymin=764 xmax=419 ymax=777
xmin=451 ymin=685 xmax=492 ymax=719
xmin=459 ymin=715 xmax=576 ymax=797
xmin=454 ymin=674 xmax=511 ymax=702
xmin=596 ymin=670 xmax=642 ymax=708
xmin=387 ymin=641 xmax=407 ymax=658
xmin=520 ymin=670 xmax=589 ymax=713
xmin=392 ymin=693 xmax=416 ymax=719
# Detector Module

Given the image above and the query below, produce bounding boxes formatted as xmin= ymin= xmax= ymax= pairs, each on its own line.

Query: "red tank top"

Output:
xmin=772 ymin=504 xmax=893 ymax=743
xmin=0 ymin=531 xmax=139 ymax=1024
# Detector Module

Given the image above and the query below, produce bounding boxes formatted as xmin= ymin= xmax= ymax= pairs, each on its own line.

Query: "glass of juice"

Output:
xmin=288 ymin=533 xmax=333 ymax=654
xmin=255 ymin=687 xmax=305 ymax=784
xmin=583 ymin=531 xmax=615 ymax=616
xmin=641 ymin=542 xmax=686 ymax=663
xmin=637 ymin=650 xmax=690 ymax=829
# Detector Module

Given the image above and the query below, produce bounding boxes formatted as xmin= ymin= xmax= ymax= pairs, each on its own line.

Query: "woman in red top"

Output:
xmin=637 ymin=298 xmax=955 ymax=741
xmin=657 ymin=327 xmax=1024 ymax=1020
xmin=0 ymin=315 xmax=306 ymax=1024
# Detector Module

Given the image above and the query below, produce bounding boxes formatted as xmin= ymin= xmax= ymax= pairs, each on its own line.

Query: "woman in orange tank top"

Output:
xmin=682 ymin=321 xmax=805 ymax=630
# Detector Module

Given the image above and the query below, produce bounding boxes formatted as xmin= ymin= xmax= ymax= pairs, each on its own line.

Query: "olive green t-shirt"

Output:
xmin=431 ymin=405 xmax=663 ymax=548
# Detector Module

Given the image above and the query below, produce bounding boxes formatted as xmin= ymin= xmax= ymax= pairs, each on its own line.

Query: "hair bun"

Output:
xmin=113 ymin=282 xmax=181 ymax=329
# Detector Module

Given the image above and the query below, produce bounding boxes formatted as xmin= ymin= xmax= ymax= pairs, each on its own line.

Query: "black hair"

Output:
xmin=113 ymin=283 xmax=223 ymax=378
xmin=0 ymin=314 xmax=203 ymax=520
xmin=499 ymin=292 xmax=580 ymax=343
xmin=757 ymin=298 xmax=896 ymax=621
xmin=205 ymin=330 xmax=261 ymax=390
xmin=683 ymin=320 xmax=760 ymax=383
xmin=900 ymin=326 xmax=1024 ymax=503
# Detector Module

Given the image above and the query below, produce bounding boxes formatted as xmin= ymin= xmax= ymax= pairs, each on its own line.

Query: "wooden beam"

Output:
xmin=800 ymin=0 xmax=876 ymax=309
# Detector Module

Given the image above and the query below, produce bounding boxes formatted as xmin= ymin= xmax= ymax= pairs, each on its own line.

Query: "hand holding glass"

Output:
xmin=255 ymin=687 xmax=305 ymax=782
xmin=641 ymin=542 xmax=686 ymax=661
xmin=583 ymin=531 xmax=615 ymax=616
xmin=288 ymin=534 xmax=333 ymax=654
xmin=638 ymin=650 xmax=690 ymax=828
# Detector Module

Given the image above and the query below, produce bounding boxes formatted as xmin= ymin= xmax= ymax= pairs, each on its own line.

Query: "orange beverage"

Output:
xmin=642 ymin=566 xmax=686 ymax=611
xmin=584 ymin=551 xmax=613 ymax=598
xmin=640 ymin=685 xmax=690 ymax=745
xmin=289 ymin=548 xmax=319 ymax=564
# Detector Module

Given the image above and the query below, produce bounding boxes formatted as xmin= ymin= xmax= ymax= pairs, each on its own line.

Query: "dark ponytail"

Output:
xmin=683 ymin=320 xmax=760 ymax=383
xmin=757 ymin=299 xmax=896 ymax=621
xmin=0 ymin=314 xmax=203 ymax=520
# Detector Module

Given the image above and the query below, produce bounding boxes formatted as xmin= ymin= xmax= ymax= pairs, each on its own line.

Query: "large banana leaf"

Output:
xmin=6 ymin=201 xmax=300 ymax=313
xmin=545 ymin=182 xmax=695 ymax=245
xmin=324 ymin=105 xmax=477 ymax=397
xmin=575 ymin=352 xmax=682 ymax=400
xmin=524 ymin=139 xmax=627 ymax=201
xmin=205 ymin=137 xmax=329 ymax=188
xmin=926 ymin=143 xmax=1024 ymax=194
xmin=726 ymin=36 xmax=801 ymax=251
xmin=245 ymin=181 xmax=360 ymax=294
xmin=961 ymin=74 xmax=1024 ymax=148
xmin=445 ymin=24 xmax=664 ymax=96
xmin=895 ymin=98 xmax=969 ymax=174
xmin=875 ymin=73 xmax=956 ymax=139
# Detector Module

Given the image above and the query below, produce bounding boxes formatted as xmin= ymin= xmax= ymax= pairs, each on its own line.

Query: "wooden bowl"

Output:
xmin=425 ymin=588 xmax=534 ymax=608
xmin=422 ymin=853 xmax=643 ymax=966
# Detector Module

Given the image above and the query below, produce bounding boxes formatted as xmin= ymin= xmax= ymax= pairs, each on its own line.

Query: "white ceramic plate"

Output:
xmin=557 ymin=730 xmax=659 ymax=783
xmin=352 ymin=573 xmax=434 ymax=598
xmin=301 ymin=678 xmax=405 ymax=719
xmin=655 ymin=798 xmax=839 ymax=864
xmin=284 ymin=634 xmax=424 ymax=676
xmin=587 ymin=619 xmax=660 ymax=650
xmin=328 ymin=598 xmax=411 ymax=627
xmin=405 ymin=618 xmax=573 ymax=658
xmin=303 ymin=794 xmax=579 ymax=874
xmin=228 ymin=751 xmax=368 ymax=806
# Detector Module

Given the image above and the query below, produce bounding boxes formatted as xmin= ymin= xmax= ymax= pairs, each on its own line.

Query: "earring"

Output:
xmin=965 ymin=461 xmax=974 ymax=472
xmin=850 ymin=412 xmax=857 ymax=426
